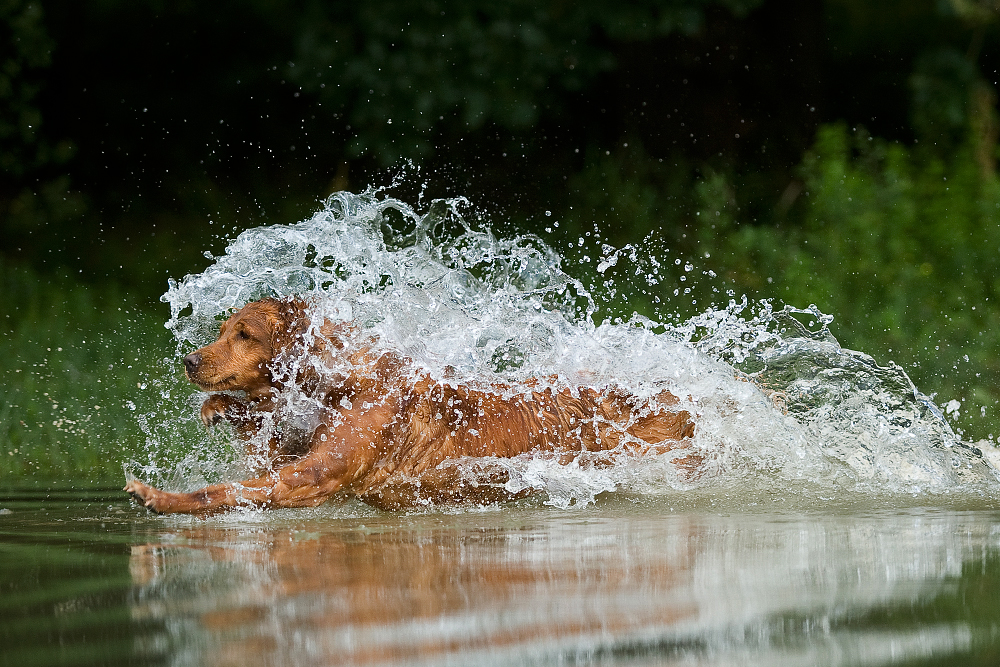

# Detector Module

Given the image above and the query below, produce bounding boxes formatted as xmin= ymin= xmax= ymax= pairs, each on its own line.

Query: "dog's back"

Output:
xmin=348 ymin=373 xmax=695 ymax=508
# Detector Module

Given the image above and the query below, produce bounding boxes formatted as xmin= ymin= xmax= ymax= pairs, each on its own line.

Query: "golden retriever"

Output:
xmin=125 ymin=298 xmax=696 ymax=514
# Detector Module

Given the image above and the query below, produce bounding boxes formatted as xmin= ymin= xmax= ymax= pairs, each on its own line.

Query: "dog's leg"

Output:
xmin=124 ymin=440 xmax=352 ymax=515
xmin=124 ymin=477 xmax=276 ymax=515
xmin=200 ymin=394 xmax=241 ymax=427
xmin=201 ymin=393 xmax=284 ymax=467
xmin=123 ymin=455 xmax=348 ymax=514
xmin=126 ymin=397 xmax=395 ymax=514
xmin=200 ymin=394 xmax=275 ymax=437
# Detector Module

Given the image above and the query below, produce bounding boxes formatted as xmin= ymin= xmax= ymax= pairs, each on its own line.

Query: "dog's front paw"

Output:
xmin=200 ymin=394 xmax=242 ymax=427
xmin=124 ymin=479 xmax=168 ymax=514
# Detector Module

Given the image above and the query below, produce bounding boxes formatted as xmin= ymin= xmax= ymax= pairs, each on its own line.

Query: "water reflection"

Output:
xmin=126 ymin=500 xmax=1000 ymax=666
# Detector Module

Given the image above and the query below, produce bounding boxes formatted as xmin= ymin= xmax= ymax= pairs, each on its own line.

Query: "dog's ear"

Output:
xmin=267 ymin=298 xmax=332 ymax=395
xmin=264 ymin=297 xmax=363 ymax=396
xmin=269 ymin=298 xmax=310 ymax=354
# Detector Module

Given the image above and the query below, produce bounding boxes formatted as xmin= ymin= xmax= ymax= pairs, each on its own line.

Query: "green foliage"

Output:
xmin=0 ymin=259 xmax=181 ymax=482
xmin=911 ymin=47 xmax=982 ymax=153
xmin=549 ymin=124 xmax=1000 ymax=440
xmin=0 ymin=1 xmax=83 ymax=247
xmin=707 ymin=124 xmax=1000 ymax=440
xmin=547 ymin=145 xmax=693 ymax=322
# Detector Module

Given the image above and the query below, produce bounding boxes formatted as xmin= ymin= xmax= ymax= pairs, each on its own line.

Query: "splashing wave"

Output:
xmin=149 ymin=190 xmax=1000 ymax=507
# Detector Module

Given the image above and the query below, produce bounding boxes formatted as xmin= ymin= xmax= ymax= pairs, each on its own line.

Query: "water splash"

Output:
xmin=675 ymin=299 xmax=996 ymax=492
xmin=147 ymin=189 xmax=1000 ymax=508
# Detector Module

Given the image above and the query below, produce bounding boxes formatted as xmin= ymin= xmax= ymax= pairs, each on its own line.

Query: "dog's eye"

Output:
xmin=237 ymin=330 xmax=251 ymax=340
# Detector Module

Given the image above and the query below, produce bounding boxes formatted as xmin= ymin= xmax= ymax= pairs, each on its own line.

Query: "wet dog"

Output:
xmin=125 ymin=298 xmax=696 ymax=513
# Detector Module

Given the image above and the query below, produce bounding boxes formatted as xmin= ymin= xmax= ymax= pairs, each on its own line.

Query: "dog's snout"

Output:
xmin=183 ymin=352 xmax=202 ymax=374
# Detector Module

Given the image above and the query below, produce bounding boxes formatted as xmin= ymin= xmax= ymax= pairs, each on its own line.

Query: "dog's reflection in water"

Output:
xmin=128 ymin=515 xmax=697 ymax=664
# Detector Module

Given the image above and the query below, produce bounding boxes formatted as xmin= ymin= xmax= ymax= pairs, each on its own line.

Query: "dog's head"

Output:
xmin=183 ymin=298 xmax=310 ymax=399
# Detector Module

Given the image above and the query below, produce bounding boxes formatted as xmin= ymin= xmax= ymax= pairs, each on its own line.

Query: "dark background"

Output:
xmin=4 ymin=0 xmax=991 ymax=293
xmin=5 ymin=0 xmax=1000 ymax=447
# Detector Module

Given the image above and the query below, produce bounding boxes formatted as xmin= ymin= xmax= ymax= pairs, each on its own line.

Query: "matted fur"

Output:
xmin=126 ymin=298 xmax=696 ymax=514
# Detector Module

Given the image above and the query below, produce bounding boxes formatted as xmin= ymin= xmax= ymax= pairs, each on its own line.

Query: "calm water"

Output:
xmin=2 ymin=487 xmax=1000 ymax=666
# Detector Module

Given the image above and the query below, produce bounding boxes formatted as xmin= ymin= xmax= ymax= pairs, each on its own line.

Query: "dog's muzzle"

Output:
xmin=183 ymin=352 xmax=202 ymax=377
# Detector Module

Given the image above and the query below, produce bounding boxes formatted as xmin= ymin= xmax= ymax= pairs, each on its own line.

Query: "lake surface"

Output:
xmin=2 ymin=487 xmax=1000 ymax=666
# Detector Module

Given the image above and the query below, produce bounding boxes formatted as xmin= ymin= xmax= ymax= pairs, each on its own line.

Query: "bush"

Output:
xmin=701 ymin=123 xmax=1000 ymax=440
xmin=552 ymin=124 xmax=1000 ymax=440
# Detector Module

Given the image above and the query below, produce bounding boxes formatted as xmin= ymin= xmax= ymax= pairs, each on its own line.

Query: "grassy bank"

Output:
xmin=0 ymin=260 xmax=186 ymax=483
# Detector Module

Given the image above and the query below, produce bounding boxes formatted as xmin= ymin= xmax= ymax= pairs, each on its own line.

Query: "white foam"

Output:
xmin=142 ymin=190 xmax=1000 ymax=505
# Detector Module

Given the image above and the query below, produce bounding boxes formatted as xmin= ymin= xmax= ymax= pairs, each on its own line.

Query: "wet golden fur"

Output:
xmin=125 ymin=298 xmax=696 ymax=514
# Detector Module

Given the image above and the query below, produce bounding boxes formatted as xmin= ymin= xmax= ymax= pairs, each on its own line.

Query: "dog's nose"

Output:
xmin=183 ymin=352 xmax=202 ymax=374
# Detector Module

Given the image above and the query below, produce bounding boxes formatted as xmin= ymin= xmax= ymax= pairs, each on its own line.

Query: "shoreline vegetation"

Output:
xmin=5 ymin=0 xmax=1000 ymax=479
xmin=4 ymin=122 xmax=1000 ymax=479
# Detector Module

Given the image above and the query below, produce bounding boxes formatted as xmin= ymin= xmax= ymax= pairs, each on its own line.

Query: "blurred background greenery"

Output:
xmin=4 ymin=0 xmax=1000 ymax=480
